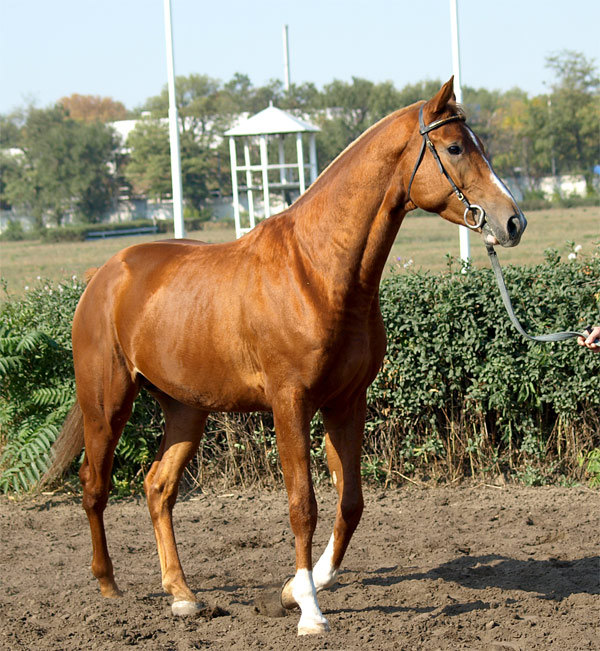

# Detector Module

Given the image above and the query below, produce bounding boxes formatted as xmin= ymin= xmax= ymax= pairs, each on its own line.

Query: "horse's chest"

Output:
xmin=311 ymin=321 xmax=385 ymax=394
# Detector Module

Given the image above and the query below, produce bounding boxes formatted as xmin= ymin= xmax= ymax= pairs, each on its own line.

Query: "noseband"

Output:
xmin=406 ymin=105 xmax=486 ymax=230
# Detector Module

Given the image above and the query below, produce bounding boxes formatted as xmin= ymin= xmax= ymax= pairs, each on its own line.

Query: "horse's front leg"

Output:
xmin=311 ymin=395 xmax=366 ymax=592
xmin=273 ymin=394 xmax=329 ymax=636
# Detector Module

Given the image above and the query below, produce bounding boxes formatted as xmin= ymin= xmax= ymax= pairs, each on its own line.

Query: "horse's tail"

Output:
xmin=41 ymin=401 xmax=85 ymax=486
xmin=84 ymin=267 xmax=99 ymax=284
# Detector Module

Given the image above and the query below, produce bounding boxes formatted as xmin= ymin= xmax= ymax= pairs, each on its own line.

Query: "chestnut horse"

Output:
xmin=49 ymin=79 xmax=525 ymax=635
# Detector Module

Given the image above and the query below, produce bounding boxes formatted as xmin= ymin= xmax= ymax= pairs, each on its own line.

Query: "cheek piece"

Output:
xmin=406 ymin=105 xmax=485 ymax=229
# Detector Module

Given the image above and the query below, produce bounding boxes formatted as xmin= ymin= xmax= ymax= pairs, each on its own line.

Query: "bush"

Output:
xmin=1 ymin=248 xmax=598 ymax=494
xmin=0 ymin=278 xmax=83 ymax=491
xmin=0 ymin=219 xmax=41 ymax=242
xmin=33 ymin=212 xmax=220 ymax=243
xmin=519 ymin=190 xmax=600 ymax=213
xmin=371 ymin=248 xmax=600 ymax=483
xmin=40 ymin=219 xmax=170 ymax=243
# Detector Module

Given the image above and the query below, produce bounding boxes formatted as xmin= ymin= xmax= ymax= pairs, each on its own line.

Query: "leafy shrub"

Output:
xmin=1 ymin=247 xmax=598 ymax=494
xmin=26 ymin=213 xmax=219 ymax=244
xmin=40 ymin=219 xmax=170 ymax=243
xmin=0 ymin=219 xmax=27 ymax=242
xmin=0 ymin=278 xmax=83 ymax=491
xmin=370 ymin=247 xmax=600 ymax=481
xmin=519 ymin=191 xmax=599 ymax=213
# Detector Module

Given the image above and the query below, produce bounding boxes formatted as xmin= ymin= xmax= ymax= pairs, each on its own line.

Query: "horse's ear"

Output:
xmin=427 ymin=77 xmax=456 ymax=116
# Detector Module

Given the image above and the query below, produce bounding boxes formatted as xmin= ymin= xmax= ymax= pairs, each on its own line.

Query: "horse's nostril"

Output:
xmin=507 ymin=214 xmax=522 ymax=239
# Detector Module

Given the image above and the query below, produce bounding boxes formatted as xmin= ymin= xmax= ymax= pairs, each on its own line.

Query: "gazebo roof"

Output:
xmin=225 ymin=105 xmax=319 ymax=137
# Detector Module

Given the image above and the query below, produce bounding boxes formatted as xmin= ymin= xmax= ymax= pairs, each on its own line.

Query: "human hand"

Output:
xmin=578 ymin=326 xmax=600 ymax=352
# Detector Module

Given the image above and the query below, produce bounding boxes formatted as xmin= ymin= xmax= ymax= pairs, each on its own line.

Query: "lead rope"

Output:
xmin=486 ymin=244 xmax=587 ymax=342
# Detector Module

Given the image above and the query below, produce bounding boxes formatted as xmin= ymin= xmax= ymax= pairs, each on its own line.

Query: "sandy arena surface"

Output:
xmin=0 ymin=485 xmax=598 ymax=650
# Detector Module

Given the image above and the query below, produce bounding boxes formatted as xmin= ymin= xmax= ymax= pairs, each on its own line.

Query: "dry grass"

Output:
xmin=1 ymin=206 xmax=598 ymax=296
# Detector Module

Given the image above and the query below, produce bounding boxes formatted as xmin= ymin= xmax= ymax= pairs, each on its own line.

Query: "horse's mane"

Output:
xmin=312 ymin=102 xmax=421 ymax=185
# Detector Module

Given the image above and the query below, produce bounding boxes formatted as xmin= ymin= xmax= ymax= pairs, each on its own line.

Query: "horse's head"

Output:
xmin=405 ymin=78 xmax=526 ymax=247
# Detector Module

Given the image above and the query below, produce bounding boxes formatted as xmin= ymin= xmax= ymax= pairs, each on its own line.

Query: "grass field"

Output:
xmin=1 ymin=206 xmax=598 ymax=297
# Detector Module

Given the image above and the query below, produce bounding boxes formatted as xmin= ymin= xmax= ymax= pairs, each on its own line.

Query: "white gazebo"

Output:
xmin=225 ymin=105 xmax=320 ymax=238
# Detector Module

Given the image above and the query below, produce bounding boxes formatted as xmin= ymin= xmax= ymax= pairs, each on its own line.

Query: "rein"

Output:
xmin=485 ymin=245 xmax=584 ymax=342
xmin=408 ymin=103 xmax=588 ymax=345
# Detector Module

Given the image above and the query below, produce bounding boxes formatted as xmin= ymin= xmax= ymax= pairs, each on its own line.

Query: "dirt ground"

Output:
xmin=0 ymin=485 xmax=598 ymax=650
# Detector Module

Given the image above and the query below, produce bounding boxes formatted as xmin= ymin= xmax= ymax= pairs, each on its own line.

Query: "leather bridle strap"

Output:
xmin=407 ymin=105 xmax=485 ymax=229
xmin=486 ymin=244 xmax=586 ymax=342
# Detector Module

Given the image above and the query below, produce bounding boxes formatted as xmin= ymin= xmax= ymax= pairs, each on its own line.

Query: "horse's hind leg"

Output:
xmin=78 ymin=368 xmax=139 ymax=598
xmin=144 ymin=394 xmax=207 ymax=615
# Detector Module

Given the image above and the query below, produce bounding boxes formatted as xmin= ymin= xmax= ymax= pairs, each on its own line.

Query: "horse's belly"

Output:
xmin=132 ymin=342 xmax=270 ymax=412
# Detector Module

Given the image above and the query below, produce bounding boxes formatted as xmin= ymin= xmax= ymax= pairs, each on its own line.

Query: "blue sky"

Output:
xmin=1 ymin=0 xmax=599 ymax=114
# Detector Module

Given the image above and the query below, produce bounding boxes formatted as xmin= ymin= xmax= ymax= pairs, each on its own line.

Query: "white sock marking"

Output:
xmin=313 ymin=534 xmax=338 ymax=591
xmin=291 ymin=568 xmax=329 ymax=632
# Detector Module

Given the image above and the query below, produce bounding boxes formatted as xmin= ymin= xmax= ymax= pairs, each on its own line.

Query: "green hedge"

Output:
xmin=371 ymin=250 xmax=599 ymax=483
xmin=1 ymin=248 xmax=598 ymax=494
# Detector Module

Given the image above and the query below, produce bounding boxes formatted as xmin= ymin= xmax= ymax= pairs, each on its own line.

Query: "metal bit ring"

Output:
xmin=463 ymin=204 xmax=486 ymax=229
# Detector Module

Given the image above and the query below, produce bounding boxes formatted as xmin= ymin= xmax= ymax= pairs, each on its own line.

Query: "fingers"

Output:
xmin=578 ymin=326 xmax=600 ymax=352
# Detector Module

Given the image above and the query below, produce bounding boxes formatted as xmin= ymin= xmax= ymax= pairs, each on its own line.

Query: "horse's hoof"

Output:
xmin=100 ymin=582 xmax=123 ymax=598
xmin=280 ymin=576 xmax=298 ymax=610
xmin=297 ymin=619 xmax=330 ymax=636
xmin=171 ymin=600 xmax=200 ymax=616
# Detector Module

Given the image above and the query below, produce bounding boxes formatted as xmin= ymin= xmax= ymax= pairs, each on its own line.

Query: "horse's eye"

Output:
xmin=447 ymin=144 xmax=462 ymax=156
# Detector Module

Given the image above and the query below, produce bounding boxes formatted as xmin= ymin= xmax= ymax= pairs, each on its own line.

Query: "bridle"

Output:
xmin=406 ymin=103 xmax=589 ymax=345
xmin=406 ymin=104 xmax=486 ymax=230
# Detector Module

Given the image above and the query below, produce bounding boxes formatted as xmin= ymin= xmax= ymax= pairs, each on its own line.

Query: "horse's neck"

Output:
xmin=292 ymin=115 xmax=409 ymax=303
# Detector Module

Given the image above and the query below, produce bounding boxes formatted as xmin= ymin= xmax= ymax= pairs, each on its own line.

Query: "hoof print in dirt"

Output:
xmin=253 ymin=590 xmax=288 ymax=618
xmin=200 ymin=605 xmax=229 ymax=621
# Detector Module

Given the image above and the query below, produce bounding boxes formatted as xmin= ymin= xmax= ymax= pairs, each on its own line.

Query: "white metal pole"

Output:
xmin=296 ymin=133 xmax=306 ymax=195
xmin=278 ymin=136 xmax=287 ymax=185
xmin=450 ymin=0 xmax=469 ymax=264
xmin=229 ymin=138 xmax=242 ymax=238
xmin=259 ymin=135 xmax=270 ymax=219
xmin=243 ymin=139 xmax=255 ymax=226
xmin=308 ymin=134 xmax=318 ymax=184
xmin=283 ymin=25 xmax=291 ymax=92
xmin=164 ymin=0 xmax=184 ymax=239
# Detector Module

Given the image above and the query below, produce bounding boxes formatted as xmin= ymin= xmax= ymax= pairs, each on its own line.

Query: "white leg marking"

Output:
xmin=292 ymin=569 xmax=330 ymax=635
xmin=313 ymin=534 xmax=338 ymax=591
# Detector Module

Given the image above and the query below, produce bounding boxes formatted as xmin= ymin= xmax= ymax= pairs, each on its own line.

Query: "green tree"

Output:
xmin=525 ymin=51 xmax=599 ymax=179
xmin=124 ymin=120 xmax=171 ymax=201
xmin=315 ymin=77 xmax=407 ymax=169
xmin=124 ymin=119 xmax=217 ymax=209
xmin=2 ymin=106 xmax=118 ymax=227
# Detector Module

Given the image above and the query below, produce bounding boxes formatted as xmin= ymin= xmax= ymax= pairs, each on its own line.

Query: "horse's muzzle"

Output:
xmin=485 ymin=212 xmax=527 ymax=248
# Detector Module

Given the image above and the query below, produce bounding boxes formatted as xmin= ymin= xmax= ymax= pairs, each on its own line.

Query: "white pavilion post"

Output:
xmin=296 ymin=133 xmax=306 ymax=194
xmin=278 ymin=136 xmax=287 ymax=185
xmin=243 ymin=139 xmax=255 ymax=228
xmin=450 ymin=0 xmax=470 ymax=265
xmin=308 ymin=134 xmax=318 ymax=184
xmin=259 ymin=135 xmax=271 ymax=219
xmin=229 ymin=137 xmax=242 ymax=239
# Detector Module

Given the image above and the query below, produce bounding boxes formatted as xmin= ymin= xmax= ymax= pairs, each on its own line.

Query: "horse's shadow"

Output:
xmin=361 ymin=554 xmax=600 ymax=601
